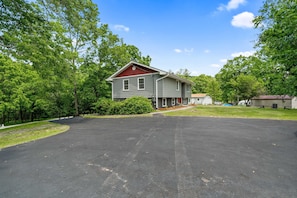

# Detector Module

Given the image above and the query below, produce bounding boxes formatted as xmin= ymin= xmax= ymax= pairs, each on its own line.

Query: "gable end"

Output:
xmin=116 ymin=64 xmax=157 ymax=77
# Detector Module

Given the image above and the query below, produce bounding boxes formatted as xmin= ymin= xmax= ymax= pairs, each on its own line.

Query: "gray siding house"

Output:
xmin=106 ymin=61 xmax=193 ymax=109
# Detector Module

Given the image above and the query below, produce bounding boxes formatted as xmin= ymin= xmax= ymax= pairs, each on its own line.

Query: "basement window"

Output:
xmin=172 ymin=98 xmax=175 ymax=106
xmin=162 ymin=98 xmax=167 ymax=107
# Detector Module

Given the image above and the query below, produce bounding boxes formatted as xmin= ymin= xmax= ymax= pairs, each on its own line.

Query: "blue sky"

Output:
xmin=95 ymin=0 xmax=263 ymax=76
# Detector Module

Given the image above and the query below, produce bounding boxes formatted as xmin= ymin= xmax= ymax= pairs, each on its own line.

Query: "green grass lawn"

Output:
xmin=0 ymin=121 xmax=69 ymax=149
xmin=164 ymin=105 xmax=297 ymax=120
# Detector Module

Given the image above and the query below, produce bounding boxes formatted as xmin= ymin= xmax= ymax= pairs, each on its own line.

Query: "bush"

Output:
xmin=108 ymin=101 xmax=124 ymax=115
xmin=121 ymin=96 xmax=154 ymax=114
xmin=93 ymin=97 xmax=154 ymax=115
xmin=93 ymin=98 xmax=114 ymax=115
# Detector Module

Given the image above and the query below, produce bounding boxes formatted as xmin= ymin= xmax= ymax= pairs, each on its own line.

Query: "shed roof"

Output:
xmin=252 ymin=95 xmax=293 ymax=100
xmin=191 ymin=93 xmax=207 ymax=98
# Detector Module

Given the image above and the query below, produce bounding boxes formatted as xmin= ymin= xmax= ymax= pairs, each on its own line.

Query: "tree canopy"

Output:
xmin=0 ymin=0 xmax=150 ymax=124
xmin=216 ymin=56 xmax=269 ymax=102
xmin=254 ymin=0 xmax=297 ymax=95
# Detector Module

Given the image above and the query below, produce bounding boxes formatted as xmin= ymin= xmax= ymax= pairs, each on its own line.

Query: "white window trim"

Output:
xmin=137 ymin=77 xmax=145 ymax=90
xmin=172 ymin=98 xmax=175 ymax=106
xmin=176 ymin=80 xmax=180 ymax=91
xmin=123 ymin=79 xmax=129 ymax=91
xmin=162 ymin=98 xmax=167 ymax=107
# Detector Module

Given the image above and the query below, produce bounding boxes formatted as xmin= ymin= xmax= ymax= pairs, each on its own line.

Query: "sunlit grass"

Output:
xmin=164 ymin=105 xmax=297 ymax=120
xmin=0 ymin=121 xmax=69 ymax=149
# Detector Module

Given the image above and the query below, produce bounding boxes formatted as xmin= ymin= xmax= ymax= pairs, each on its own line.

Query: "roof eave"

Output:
xmin=106 ymin=61 xmax=166 ymax=80
xmin=168 ymin=74 xmax=194 ymax=85
xmin=106 ymin=61 xmax=194 ymax=85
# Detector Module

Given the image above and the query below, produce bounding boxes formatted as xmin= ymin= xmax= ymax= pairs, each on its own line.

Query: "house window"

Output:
xmin=172 ymin=98 xmax=175 ymax=106
xmin=162 ymin=98 xmax=167 ymax=107
xmin=123 ymin=79 xmax=129 ymax=91
xmin=176 ymin=81 xmax=179 ymax=91
xmin=138 ymin=77 xmax=145 ymax=90
xmin=187 ymin=84 xmax=191 ymax=92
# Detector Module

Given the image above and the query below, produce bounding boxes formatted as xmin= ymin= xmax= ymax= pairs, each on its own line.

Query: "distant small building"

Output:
xmin=251 ymin=95 xmax=297 ymax=109
xmin=191 ymin=93 xmax=212 ymax=105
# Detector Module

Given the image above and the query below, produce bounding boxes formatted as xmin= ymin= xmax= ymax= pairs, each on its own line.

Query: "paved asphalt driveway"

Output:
xmin=0 ymin=116 xmax=297 ymax=198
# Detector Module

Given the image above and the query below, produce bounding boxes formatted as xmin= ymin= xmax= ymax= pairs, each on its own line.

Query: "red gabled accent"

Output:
xmin=116 ymin=64 xmax=157 ymax=77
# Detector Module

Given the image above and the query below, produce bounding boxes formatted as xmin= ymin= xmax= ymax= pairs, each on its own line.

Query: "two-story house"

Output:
xmin=106 ymin=61 xmax=193 ymax=109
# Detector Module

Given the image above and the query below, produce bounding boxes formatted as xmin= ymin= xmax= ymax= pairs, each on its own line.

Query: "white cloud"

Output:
xmin=218 ymin=51 xmax=255 ymax=64
xmin=226 ymin=0 xmax=246 ymax=10
xmin=220 ymin=59 xmax=228 ymax=64
xmin=218 ymin=0 xmax=246 ymax=11
xmin=114 ymin=24 xmax=130 ymax=32
xmin=211 ymin=64 xmax=221 ymax=68
xmin=204 ymin=49 xmax=210 ymax=53
xmin=231 ymin=12 xmax=255 ymax=28
xmin=184 ymin=48 xmax=194 ymax=53
xmin=174 ymin=49 xmax=182 ymax=53
xmin=174 ymin=48 xmax=194 ymax=54
xmin=231 ymin=50 xmax=255 ymax=57
xmin=217 ymin=5 xmax=225 ymax=11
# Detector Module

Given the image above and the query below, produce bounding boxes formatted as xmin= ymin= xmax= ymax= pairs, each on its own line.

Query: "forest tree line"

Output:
xmin=0 ymin=0 xmax=151 ymax=124
xmin=1 ymin=0 xmax=296 ymax=124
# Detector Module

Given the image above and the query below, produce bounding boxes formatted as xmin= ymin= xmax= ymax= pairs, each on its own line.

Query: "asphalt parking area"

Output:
xmin=0 ymin=117 xmax=297 ymax=198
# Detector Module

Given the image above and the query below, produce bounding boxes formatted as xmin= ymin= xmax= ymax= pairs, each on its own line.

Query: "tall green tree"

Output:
xmin=216 ymin=55 xmax=279 ymax=102
xmin=1 ymin=0 xmax=74 ymax=120
xmin=0 ymin=54 xmax=47 ymax=123
xmin=175 ymin=71 xmax=215 ymax=94
xmin=38 ymin=0 xmax=101 ymax=116
xmin=176 ymin=69 xmax=191 ymax=79
xmin=206 ymin=78 xmax=222 ymax=104
xmin=254 ymin=0 xmax=297 ymax=95
xmin=191 ymin=74 xmax=214 ymax=93
xmin=0 ymin=0 xmax=44 ymax=37
xmin=97 ymin=27 xmax=151 ymax=71
xmin=230 ymin=74 xmax=265 ymax=104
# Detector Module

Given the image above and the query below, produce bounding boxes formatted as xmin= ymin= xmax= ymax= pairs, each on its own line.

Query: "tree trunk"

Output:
xmin=74 ymin=80 xmax=79 ymax=116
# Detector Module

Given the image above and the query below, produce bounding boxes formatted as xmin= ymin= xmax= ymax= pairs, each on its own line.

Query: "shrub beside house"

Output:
xmin=93 ymin=96 xmax=153 ymax=115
